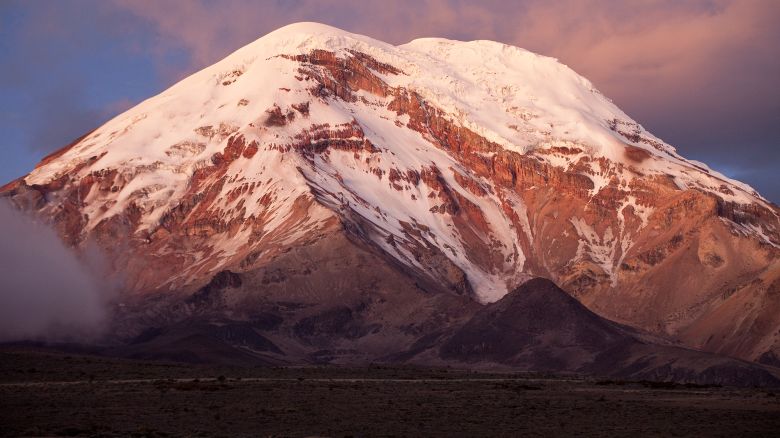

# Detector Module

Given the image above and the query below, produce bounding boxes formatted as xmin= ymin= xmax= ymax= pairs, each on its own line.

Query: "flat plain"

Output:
xmin=1 ymin=348 xmax=779 ymax=437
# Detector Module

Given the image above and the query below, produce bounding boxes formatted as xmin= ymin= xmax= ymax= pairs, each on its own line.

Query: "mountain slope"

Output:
xmin=111 ymin=267 xmax=780 ymax=387
xmin=429 ymin=278 xmax=780 ymax=386
xmin=2 ymin=22 xmax=778 ymax=364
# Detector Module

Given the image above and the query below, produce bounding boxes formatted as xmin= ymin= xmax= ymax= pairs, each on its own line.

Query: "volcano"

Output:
xmin=3 ymin=22 xmax=779 ymax=384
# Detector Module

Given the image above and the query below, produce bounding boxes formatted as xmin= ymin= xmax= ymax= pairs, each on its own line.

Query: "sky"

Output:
xmin=1 ymin=0 xmax=778 ymax=202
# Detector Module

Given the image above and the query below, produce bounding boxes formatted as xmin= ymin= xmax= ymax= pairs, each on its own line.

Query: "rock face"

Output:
xmin=2 ymin=22 xmax=779 ymax=368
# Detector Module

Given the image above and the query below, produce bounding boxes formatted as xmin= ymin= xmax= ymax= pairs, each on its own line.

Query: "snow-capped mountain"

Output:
xmin=3 ymin=22 xmax=779 ymax=367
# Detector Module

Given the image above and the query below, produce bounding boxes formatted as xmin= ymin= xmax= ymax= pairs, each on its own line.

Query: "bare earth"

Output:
xmin=1 ymin=349 xmax=779 ymax=437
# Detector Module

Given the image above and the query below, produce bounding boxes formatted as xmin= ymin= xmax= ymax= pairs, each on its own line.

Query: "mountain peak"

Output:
xmin=229 ymin=21 xmax=391 ymax=60
xmin=269 ymin=21 xmax=349 ymax=35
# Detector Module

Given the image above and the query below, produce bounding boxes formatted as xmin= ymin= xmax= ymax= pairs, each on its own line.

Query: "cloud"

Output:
xmin=0 ymin=201 xmax=113 ymax=342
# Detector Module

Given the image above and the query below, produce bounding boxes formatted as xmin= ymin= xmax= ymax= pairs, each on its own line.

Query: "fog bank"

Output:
xmin=0 ymin=201 xmax=111 ymax=342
